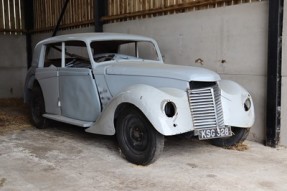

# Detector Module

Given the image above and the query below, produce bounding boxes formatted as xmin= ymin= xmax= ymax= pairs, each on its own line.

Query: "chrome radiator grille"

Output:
xmin=188 ymin=85 xmax=224 ymax=129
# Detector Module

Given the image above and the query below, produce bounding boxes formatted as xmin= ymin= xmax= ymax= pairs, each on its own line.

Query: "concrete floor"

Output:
xmin=0 ymin=124 xmax=287 ymax=191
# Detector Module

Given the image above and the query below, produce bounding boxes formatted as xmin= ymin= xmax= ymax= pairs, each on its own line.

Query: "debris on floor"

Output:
xmin=226 ymin=142 xmax=248 ymax=151
xmin=0 ymin=98 xmax=31 ymax=134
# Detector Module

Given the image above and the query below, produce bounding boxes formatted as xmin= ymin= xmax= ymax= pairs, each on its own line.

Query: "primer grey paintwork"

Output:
xmin=24 ymin=33 xmax=255 ymax=136
xmin=58 ymin=68 xmax=101 ymax=121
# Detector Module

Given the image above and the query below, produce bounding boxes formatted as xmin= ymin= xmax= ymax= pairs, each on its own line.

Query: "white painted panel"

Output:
xmin=104 ymin=2 xmax=268 ymax=76
xmin=280 ymin=77 xmax=287 ymax=146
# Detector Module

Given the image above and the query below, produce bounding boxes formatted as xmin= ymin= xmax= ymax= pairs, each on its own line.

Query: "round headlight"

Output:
xmin=244 ymin=97 xmax=251 ymax=111
xmin=164 ymin=101 xmax=177 ymax=118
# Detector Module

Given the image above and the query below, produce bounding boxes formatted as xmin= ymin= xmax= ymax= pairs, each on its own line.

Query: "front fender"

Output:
xmin=85 ymin=84 xmax=193 ymax=136
xmin=218 ymin=80 xmax=255 ymax=128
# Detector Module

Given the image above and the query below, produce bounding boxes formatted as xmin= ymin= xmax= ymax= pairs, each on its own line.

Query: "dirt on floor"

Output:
xmin=0 ymin=98 xmax=32 ymax=134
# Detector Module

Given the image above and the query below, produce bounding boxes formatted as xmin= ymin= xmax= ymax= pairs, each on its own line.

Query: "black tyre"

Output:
xmin=210 ymin=127 xmax=250 ymax=147
xmin=30 ymin=86 xmax=48 ymax=129
xmin=116 ymin=106 xmax=164 ymax=165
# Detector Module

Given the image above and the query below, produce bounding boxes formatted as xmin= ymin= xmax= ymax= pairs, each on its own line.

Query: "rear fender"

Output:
xmin=24 ymin=67 xmax=36 ymax=103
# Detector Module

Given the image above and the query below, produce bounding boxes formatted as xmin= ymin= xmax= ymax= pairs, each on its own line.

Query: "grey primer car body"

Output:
xmin=24 ymin=33 xmax=255 ymax=165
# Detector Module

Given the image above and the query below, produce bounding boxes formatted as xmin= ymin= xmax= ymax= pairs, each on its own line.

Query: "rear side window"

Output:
xmin=43 ymin=41 xmax=90 ymax=68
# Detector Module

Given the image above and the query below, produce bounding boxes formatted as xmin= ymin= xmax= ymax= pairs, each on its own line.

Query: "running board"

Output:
xmin=43 ymin=114 xmax=93 ymax=127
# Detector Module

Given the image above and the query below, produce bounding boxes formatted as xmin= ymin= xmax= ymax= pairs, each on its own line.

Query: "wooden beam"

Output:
xmin=102 ymin=0 xmax=236 ymax=21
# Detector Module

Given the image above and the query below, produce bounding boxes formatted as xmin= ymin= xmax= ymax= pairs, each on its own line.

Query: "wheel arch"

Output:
xmin=86 ymin=84 xmax=193 ymax=136
xmin=24 ymin=75 xmax=41 ymax=104
xmin=114 ymin=102 xmax=150 ymax=132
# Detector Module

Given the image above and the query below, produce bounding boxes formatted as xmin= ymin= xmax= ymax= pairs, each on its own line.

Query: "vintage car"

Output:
xmin=24 ymin=33 xmax=255 ymax=165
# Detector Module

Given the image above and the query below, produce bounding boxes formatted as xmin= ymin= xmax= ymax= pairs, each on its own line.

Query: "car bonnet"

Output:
xmin=106 ymin=62 xmax=221 ymax=82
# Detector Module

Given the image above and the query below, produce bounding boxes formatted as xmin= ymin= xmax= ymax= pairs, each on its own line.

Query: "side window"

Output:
xmin=118 ymin=42 xmax=136 ymax=57
xmin=44 ymin=43 xmax=62 ymax=68
xmin=64 ymin=41 xmax=90 ymax=68
xmin=43 ymin=41 xmax=91 ymax=68
xmin=137 ymin=42 xmax=159 ymax=61
xmin=118 ymin=41 xmax=159 ymax=61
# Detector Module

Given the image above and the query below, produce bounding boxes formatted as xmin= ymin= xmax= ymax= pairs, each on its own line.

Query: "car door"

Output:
xmin=35 ymin=45 xmax=61 ymax=115
xmin=58 ymin=41 xmax=102 ymax=122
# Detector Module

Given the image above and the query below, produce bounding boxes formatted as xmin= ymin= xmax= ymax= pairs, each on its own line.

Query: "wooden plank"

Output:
xmin=82 ymin=0 xmax=85 ymax=23
xmin=38 ymin=0 xmax=42 ymax=29
xmin=31 ymin=19 xmax=94 ymax=33
xmin=13 ymin=0 xmax=17 ymax=30
xmin=50 ymin=0 xmax=54 ymax=26
xmin=7 ymin=0 xmax=12 ymax=30
xmin=126 ymin=0 xmax=130 ymax=14
xmin=79 ymin=0 xmax=82 ymax=22
xmin=62 ymin=0 xmax=67 ymax=25
xmin=43 ymin=0 xmax=47 ymax=29
xmin=34 ymin=0 xmax=37 ymax=29
xmin=69 ymin=0 xmax=73 ymax=27
xmin=108 ymin=0 xmax=111 ymax=15
xmin=4 ymin=0 xmax=9 ymax=30
xmin=19 ymin=0 xmax=23 ymax=30
xmin=33 ymin=0 xmax=36 ymax=29
xmin=88 ymin=0 xmax=91 ymax=20
xmin=120 ymin=0 xmax=123 ymax=14
xmin=129 ymin=0 xmax=133 ymax=14
xmin=0 ymin=0 xmax=3 ymax=29
xmin=15 ymin=0 xmax=19 ymax=30
xmin=110 ymin=0 xmax=113 ymax=16
xmin=11 ymin=0 xmax=16 ymax=31
xmin=48 ymin=0 xmax=51 ymax=27
xmin=50 ymin=0 xmax=53 ymax=27
xmin=102 ymin=0 xmax=241 ymax=21
xmin=75 ymin=0 xmax=78 ymax=23
xmin=68 ymin=0 xmax=71 ymax=25
xmin=56 ymin=0 xmax=60 ymax=26
xmin=66 ymin=0 xmax=69 ymax=25
xmin=38 ymin=0 xmax=41 ymax=29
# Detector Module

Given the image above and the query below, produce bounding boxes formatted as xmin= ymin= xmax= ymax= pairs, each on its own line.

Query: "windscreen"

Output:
xmin=90 ymin=40 xmax=159 ymax=62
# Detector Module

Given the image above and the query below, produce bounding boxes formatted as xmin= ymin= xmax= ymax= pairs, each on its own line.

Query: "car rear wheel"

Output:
xmin=210 ymin=127 xmax=250 ymax=147
xmin=116 ymin=106 xmax=164 ymax=165
xmin=30 ymin=86 xmax=48 ymax=129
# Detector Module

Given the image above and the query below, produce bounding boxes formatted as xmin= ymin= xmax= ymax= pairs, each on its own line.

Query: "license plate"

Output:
xmin=196 ymin=126 xmax=232 ymax=140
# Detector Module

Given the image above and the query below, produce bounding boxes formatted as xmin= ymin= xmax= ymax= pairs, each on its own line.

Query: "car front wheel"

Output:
xmin=116 ymin=106 xmax=164 ymax=165
xmin=210 ymin=127 xmax=250 ymax=147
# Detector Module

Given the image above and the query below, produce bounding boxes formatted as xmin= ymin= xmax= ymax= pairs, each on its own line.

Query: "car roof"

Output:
xmin=37 ymin=33 xmax=155 ymax=45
